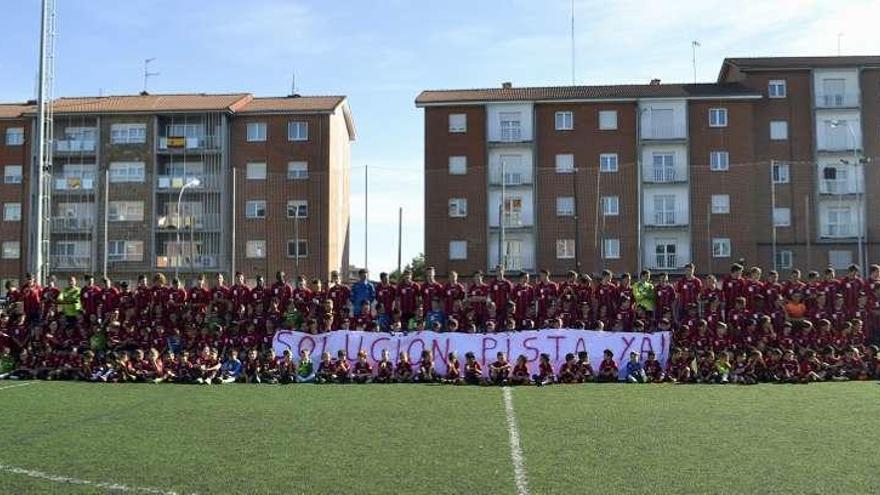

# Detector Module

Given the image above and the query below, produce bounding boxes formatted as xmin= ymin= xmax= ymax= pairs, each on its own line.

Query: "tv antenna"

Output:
xmin=143 ymin=58 xmax=159 ymax=93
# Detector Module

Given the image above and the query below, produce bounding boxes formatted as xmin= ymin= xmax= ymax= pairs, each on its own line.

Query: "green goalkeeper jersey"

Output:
xmin=0 ymin=354 xmax=14 ymax=374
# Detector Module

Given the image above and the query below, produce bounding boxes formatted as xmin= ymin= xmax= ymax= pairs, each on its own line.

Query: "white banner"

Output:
xmin=273 ymin=330 xmax=671 ymax=380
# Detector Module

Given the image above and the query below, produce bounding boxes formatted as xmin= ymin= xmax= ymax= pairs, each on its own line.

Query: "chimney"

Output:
xmin=501 ymin=82 xmax=513 ymax=89
xmin=649 ymin=78 xmax=661 ymax=86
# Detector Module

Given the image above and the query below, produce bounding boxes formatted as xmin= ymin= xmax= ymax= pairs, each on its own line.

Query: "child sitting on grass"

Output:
xmin=533 ymin=353 xmax=554 ymax=386
xmin=316 ymin=351 xmax=336 ymax=384
xmin=488 ymin=352 xmax=511 ymax=385
xmin=416 ymin=350 xmax=436 ymax=383
xmin=219 ymin=349 xmax=243 ymax=384
xmin=296 ymin=349 xmax=316 ymax=383
xmin=509 ymin=355 xmax=530 ymax=385
xmin=575 ymin=351 xmax=594 ymax=383
xmin=624 ymin=352 xmax=646 ymax=383
xmin=597 ymin=349 xmax=619 ymax=382
xmin=335 ymin=350 xmax=351 ymax=383
xmin=352 ymin=350 xmax=372 ymax=384
xmin=557 ymin=353 xmax=578 ymax=384
xmin=715 ymin=351 xmax=731 ymax=384
xmin=374 ymin=349 xmax=394 ymax=384
xmin=442 ymin=352 xmax=462 ymax=385
xmin=463 ymin=352 xmax=482 ymax=385
xmin=643 ymin=351 xmax=663 ymax=383
xmin=395 ymin=352 xmax=413 ymax=383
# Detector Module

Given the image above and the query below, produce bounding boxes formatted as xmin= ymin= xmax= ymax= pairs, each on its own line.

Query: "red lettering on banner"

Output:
xmin=639 ymin=336 xmax=654 ymax=359
xmin=431 ymin=338 xmax=450 ymax=362
xmin=574 ymin=337 xmax=587 ymax=355
xmin=619 ymin=336 xmax=636 ymax=362
xmin=506 ymin=336 xmax=511 ymax=359
xmin=522 ymin=337 xmax=539 ymax=362
xmin=370 ymin=337 xmax=391 ymax=361
xmin=546 ymin=335 xmax=565 ymax=361
xmin=408 ymin=338 xmax=425 ymax=365
xmin=298 ymin=336 xmax=316 ymax=355
xmin=481 ymin=336 xmax=498 ymax=365
xmin=342 ymin=334 xmax=351 ymax=357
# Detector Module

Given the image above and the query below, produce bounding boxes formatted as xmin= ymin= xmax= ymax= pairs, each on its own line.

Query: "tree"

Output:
xmin=389 ymin=253 xmax=426 ymax=282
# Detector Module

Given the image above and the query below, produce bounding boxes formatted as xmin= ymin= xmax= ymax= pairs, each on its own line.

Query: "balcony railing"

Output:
xmin=641 ymin=124 xmax=687 ymax=140
xmin=53 ymin=175 xmax=96 ymax=191
xmin=498 ymin=212 xmax=531 ymax=228
xmin=489 ymin=171 xmax=532 ymax=186
xmin=156 ymin=254 xmax=219 ymax=269
xmin=653 ymin=254 xmax=678 ymax=270
xmin=156 ymin=213 xmax=221 ymax=230
xmin=821 ymin=225 xmax=857 ymax=238
xmin=645 ymin=168 xmax=684 ymax=183
xmin=819 ymin=179 xmax=860 ymax=195
xmin=646 ymin=211 xmax=687 ymax=227
xmin=501 ymin=256 xmax=524 ymax=272
xmin=815 ymin=92 xmax=859 ymax=108
xmin=54 ymin=140 xmax=96 ymax=153
xmin=158 ymin=136 xmax=222 ymax=151
xmin=156 ymin=174 xmax=221 ymax=190
xmin=50 ymin=255 xmax=91 ymax=270
xmin=51 ymin=217 xmax=94 ymax=232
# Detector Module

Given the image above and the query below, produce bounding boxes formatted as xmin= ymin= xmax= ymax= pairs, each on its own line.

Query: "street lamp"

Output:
xmin=175 ymin=177 xmax=201 ymax=280
xmin=829 ymin=119 xmax=865 ymax=272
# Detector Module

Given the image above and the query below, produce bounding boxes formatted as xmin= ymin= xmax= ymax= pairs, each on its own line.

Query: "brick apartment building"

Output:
xmin=416 ymin=56 xmax=880 ymax=278
xmin=0 ymin=92 xmax=355 ymax=287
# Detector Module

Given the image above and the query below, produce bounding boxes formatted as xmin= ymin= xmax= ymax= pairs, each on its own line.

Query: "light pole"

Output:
xmin=175 ymin=177 xmax=201 ymax=280
xmin=830 ymin=119 xmax=865 ymax=272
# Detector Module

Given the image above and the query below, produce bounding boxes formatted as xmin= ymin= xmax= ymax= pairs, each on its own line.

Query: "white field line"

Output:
xmin=0 ymin=382 xmax=36 ymax=391
xmin=501 ymin=387 xmax=529 ymax=495
xmin=0 ymin=463 xmax=193 ymax=495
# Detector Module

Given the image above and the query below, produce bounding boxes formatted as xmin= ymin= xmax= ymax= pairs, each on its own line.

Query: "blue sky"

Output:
xmin=2 ymin=0 xmax=879 ymax=274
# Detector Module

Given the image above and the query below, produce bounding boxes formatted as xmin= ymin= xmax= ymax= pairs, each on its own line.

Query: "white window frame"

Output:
xmin=499 ymin=112 xmax=522 ymax=142
xmin=110 ymin=123 xmax=146 ymax=144
xmin=448 ymin=198 xmax=468 ymax=218
xmin=555 ymin=111 xmax=574 ymax=131
xmin=3 ymin=165 xmax=23 ymax=184
xmin=653 ymin=195 xmax=677 ymax=225
xmin=246 ymin=122 xmax=267 ymax=142
xmin=286 ymin=200 xmax=308 ymax=219
xmin=824 ymin=207 xmax=853 ymax=237
xmin=709 ymin=151 xmax=729 ymax=171
xmin=246 ymin=240 xmax=267 ymax=259
xmin=288 ymin=121 xmax=309 ymax=141
xmin=773 ymin=207 xmax=791 ymax=227
xmin=556 ymin=239 xmax=576 ymax=259
xmin=770 ymin=121 xmax=788 ymax=141
xmin=246 ymin=162 xmax=267 ymax=180
xmin=448 ymin=156 xmax=467 ymax=175
xmin=654 ymin=239 xmax=677 ymax=269
xmin=602 ymin=196 xmax=619 ymax=216
xmin=775 ymin=250 xmax=793 ymax=269
xmin=3 ymin=202 xmax=21 ymax=221
xmin=555 ymin=153 xmax=575 ymax=174
xmin=108 ymin=162 xmax=146 ymax=183
xmin=711 ymin=194 xmax=730 ymax=214
xmin=5 ymin=127 xmax=25 ymax=146
xmin=1 ymin=241 xmax=21 ymax=259
xmin=556 ymin=196 xmax=575 ymax=217
xmin=772 ymin=161 xmax=790 ymax=184
xmin=286 ymin=239 xmax=309 ymax=258
xmin=828 ymin=250 xmax=852 ymax=269
xmin=449 ymin=240 xmax=467 ymax=260
xmin=598 ymin=110 xmax=618 ymax=130
xmin=599 ymin=153 xmax=618 ymax=173
xmin=287 ymin=161 xmax=308 ymax=180
xmin=709 ymin=108 xmax=728 ymax=128
xmin=448 ymin=114 xmax=467 ymax=133
xmin=245 ymin=200 xmax=267 ymax=219
xmin=108 ymin=201 xmax=144 ymax=222
xmin=603 ymin=238 xmax=620 ymax=259
xmin=712 ymin=238 xmax=731 ymax=258
xmin=768 ymin=80 xmax=787 ymax=98
xmin=652 ymin=152 xmax=676 ymax=182
xmin=107 ymin=240 xmax=144 ymax=262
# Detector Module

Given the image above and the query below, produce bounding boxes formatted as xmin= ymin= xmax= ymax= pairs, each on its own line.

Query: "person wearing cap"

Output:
xmin=350 ymin=268 xmax=375 ymax=316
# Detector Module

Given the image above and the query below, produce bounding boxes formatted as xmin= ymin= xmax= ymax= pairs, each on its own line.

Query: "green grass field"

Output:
xmin=0 ymin=381 xmax=877 ymax=494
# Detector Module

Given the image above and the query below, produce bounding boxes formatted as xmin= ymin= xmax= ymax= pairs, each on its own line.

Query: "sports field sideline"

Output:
xmin=0 ymin=381 xmax=876 ymax=494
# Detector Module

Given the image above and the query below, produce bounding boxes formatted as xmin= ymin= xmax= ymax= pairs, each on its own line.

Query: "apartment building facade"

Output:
xmin=0 ymin=92 xmax=354 ymax=286
xmin=416 ymin=56 xmax=880 ymax=278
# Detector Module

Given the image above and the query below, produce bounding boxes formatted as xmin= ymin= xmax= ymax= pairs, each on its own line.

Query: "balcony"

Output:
xmin=53 ymin=175 xmax=96 ymax=192
xmin=156 ymin=213 xmax=222 ymax=230
xmin=819 ymin=179 xmax=861 ymax=195
xmin=640 ymin=124 xmax=687 ymax=141
xmin=644 ymin=211 xmax=688 ymax=228
xmin=156 ymin=174 xmax=222 ymax=191
xmin=644 ymin=168 xmax=686 ymax=184
xmin=489 ymin=171 xmax=532 ymax=186
xmin=50 ymin=255 xmax=91 ymax=270
xmin=51 ymin=217 xmax=94 ymax=233
xmin=815 ymin=93 xmax=859 ymax=109
xmin=491 ymin=212 xmax=532 ymax=229
xmin=158 ymin=136 xmax=222 ymax=152
xmin=54 ymin=139 xmax=96 ymax=154
xmin=156 ymin=254 xmax=220 ymax=269
xmin=652 ymin=254 xmax=678 ymax=270
xmin=820 ymin=225 xmax=857 ymax=239
xmin=500 ymin=256 xmax=524 ymax=272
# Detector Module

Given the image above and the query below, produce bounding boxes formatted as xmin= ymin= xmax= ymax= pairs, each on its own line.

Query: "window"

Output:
xmin=770 ymin=121 xmax=788 ymax=140
xmin=824 ymin=207 xmax=853 ymax=237
xmin=602 ymin=196 xmax=619 ymax=216
xmin=448 ymin=198 xmax=468 ymax=218
xmin=653 ymin=195 xmax=676 ymax=225
xmin=556 ymin=196 xmax=575 ymax=216
xmin=287 ymin=161 xmax=308 ymax=179
xmin=108 ymin=201 xmax=144 ymax=222
xmin=711 ymin=194 xmax=730 ymax=214
xmin=603 ymin=238 xmax=620 ymax=259
xmin=110 ymin=123 xmax=146 ymax=144
xmin=773 ymin=207 xmax=791 ymax=227
xmin=3 ymin=203 xmax=21 ymax=221
xmin=449 ymin=240 xmax=467 ymax=260
xmin=555 ymin=153 xmax=574 ymax=173
xmin=5 ymin=127 xmax=24 ymax=146
xmin=448 ymin=156 xmax=467 ymax=175
xmin=599 ymin=153 xmax=618 ymax=172
xmin=828 ymin=250 xmax=853 ymax=269
xmin=287 ymin=239 xmax=309 ymax=258
xmin=288 ymin=121 xmax=308 ymax=141
xmin=108 ymin=162 xmax=146 ymax=183
xmin=821 ymin=79 xmax=846 ymax=107
xmin=449 ymin=114 xmax=467 ymax=133
xmin=108 ymin=240 xmax=144 ymax=262
xmin=654 ymin=240 xmax=677 ymax=269
xmin=246 ymin=122 xmax=267 ymax=142
xmin=598 ymin=110 xmax=618 ymax=130
xmin=246 ymin=162 xmax=267 ymax=180
xmin=286 ymin=200 xmax=308 ymax=219
xmin=166 ymin=124 xmax=202 ymax=139
xmin=772 ymin=161 xmax=790 ymax=184
xmin=652 ymin=152 xmax=675 ymax=182
xmin=2 ymin=241 xmax=21 ymax=259
xmin=556 ymin=239 xmax=576 ymax=259
xmin=246 ymin=240 xmax=266 ymax=258
xmin=499 ymin=112 xmax=522 ymax=141
xmin=4 ymin=165 xmax=22 ymax=184
xmin=555 ymin=111 xmax=574 ymax=131
xmin=775 ymin=250 xmax=793 ymax=269
xmin=246 ymin=200 xmax=267 ymax=219
xmin=709 ymin=108 xmax=728 ymax=127
xmin=709 ymin=151 xmax=729 ymax=171
xmin=821 ymin=166 xmax=851 ymax=194
xmin=768 ymin=80 xmax=787 ymax=98
xmin=712 ymin=238 xmax=731 ymax=258
xmin=502 ymin=197 xmax=523 ymax=227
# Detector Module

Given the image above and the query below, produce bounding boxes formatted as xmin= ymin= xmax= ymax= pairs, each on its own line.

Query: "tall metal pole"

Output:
xmin=771 ymin=160 xmax=778 ymax=271
xmin=805 ymin=195 xmax=812 ymax=270
xmin=176 ymin=186 xmax=185 ymax=280
xmin=691 ymin=41 xmax=700 ymax=84
xmin=573 ymin=166 xmax=580 ymax=271
xmin=364 ymin=165 xmax=368 ymax=270
xmin=35 ymin=0 xmax=56 ymax=285
xmin=499 ymin=159 xmax=506 ymax=270
xmin=570 ymin=0 xmax=575 ymax=85
xmin=294 ymin=208 xmax=300 ymax=275
xmin=397 ymin=206 xmax=403 ymax=275
xmin=230 ymin=167 xmax=236 ymax=279
xmin=103 ymin=170 xmax=109 ymax=278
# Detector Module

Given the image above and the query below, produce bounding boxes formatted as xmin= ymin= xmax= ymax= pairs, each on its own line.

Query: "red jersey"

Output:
xmin=375 ymin=283 xmax=397 ymax=314
xmin=512 ymin=283 xmax=534 ymax=319
xmin=397 ymin=282 xmax=420 ymax=316
xmin=420 ymin=281 xmax=443 ymax=313
xmin=675 ymin=276 xmax=703 ymax=307
xmin=20 ymin=283 xmax=42 ymax=315
xmin=230 ymin=284 xmax=251 ymax=310
xmin=270 ymin=282 xmax=293 ymax=310
xmin=79 ymin=285 xmax=103 ymax=315
xmin=443 ymin=282 xmax=466 ymax=315
xmin=489 ymin=279 xmax=513 ymax=315
xmin=535 ymin=280 xmax=558 ymax=319
xmin=720 ymin=276 xmax=745 ymax=308
xmin=328 ymin=284 xmax=351 ymax=314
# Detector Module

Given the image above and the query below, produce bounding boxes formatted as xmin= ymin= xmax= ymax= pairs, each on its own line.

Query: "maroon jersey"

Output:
xmin=720 ymin=276 xmax=745 ymax=308
xmin=376 ymin=283 xmax=397 ymax=314
xmin=535 ymin=280 xmax=558 ymax=319
xmin=840 ymin=277 xmax=864 ymax=312
xmin=675 ymin=276 xmax=703 ymax=308
xmin=512 ymin=283 xmax=534 ymax=320
xmin=489 ymin=279 xmax=513 ymax=315
xmin=20 ymin=283 xmax=42 ymax=316
xmin=270 ymin=282 xmax=293 ymax=310
xmin=443 ymin=282 xmax=465 ymax=315
xmin=420 ymin=281 xmax=443 ymax=313
xmin=230 ymin=284 xmax=251 ymax=310
xmin=99 ymin=286 xmax=120 ymax=313
xmin=595 ymin=282 xmax=619 ymax=312
xmin=397 ymin=281 xmax=420 ymax=316
xmin=80 ymin=285 xmax=103 ymax=315
xmin=250 ymin=285 xmax=270 ymax=310
xmin=467 ymin=283 xmax=490 ymax=318
xmin=188 ymin=286 xmax=211 ymax=308
xmin=655 ymin=283 xmax=676 ymax=317
xmin=328 ymin=284 xmax=351 ymax=314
